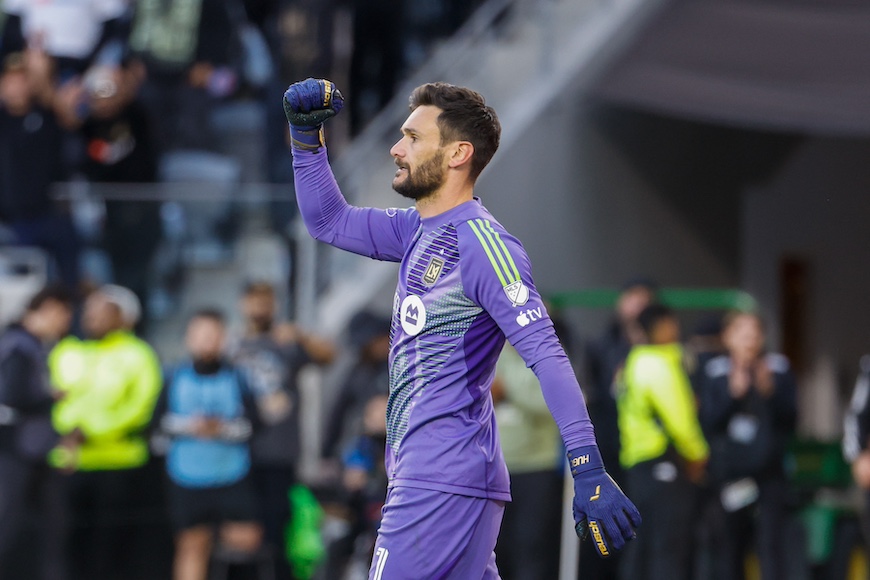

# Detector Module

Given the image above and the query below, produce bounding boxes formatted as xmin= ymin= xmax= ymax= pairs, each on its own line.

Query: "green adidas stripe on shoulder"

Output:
xmin=467 ymin=218 xmax=521 ymax=285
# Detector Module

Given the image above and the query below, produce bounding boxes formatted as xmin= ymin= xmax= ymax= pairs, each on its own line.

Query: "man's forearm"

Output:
xmin=514 ymin=330 xmax=596 ymax=449
xmin=293 ymin=148 xmax=351 ymax=242
xmin=533 ymin=354 xmax=597 ymax=449
xmin=293 ymin=148 xmax=384 ymax=257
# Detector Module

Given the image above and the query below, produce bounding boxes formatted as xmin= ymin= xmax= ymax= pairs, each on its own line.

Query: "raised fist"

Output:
xmin=283 ymin=78 xmax=344 ymax=150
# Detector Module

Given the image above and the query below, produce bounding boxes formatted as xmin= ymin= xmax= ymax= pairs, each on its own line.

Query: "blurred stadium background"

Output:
xmin=2 ymin=0 xmax=870 ymax=578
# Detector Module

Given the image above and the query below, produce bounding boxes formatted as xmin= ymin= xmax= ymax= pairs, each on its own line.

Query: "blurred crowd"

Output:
xmin=582 ymin=280 xmax=799 ymax=580
xmin=0 ymin=0 xmax=480 ymax=322
xmin=2 ymin=270 xmax=869 ymax=580
xmin=487 ymin=279 xmax=805 ymax=580
xmin=488 ymin=276 xmax=868 ymax=580
xmin=0 ymin=278 xmax=397 ymax=580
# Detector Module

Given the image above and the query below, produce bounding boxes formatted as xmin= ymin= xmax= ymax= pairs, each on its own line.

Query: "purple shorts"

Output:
xmin=368 ymin=486 xmax=505 ymax=579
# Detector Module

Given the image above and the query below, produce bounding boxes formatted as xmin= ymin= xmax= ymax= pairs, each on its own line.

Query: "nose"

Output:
xmin=390 ymin=138 xmax=404 ymax=159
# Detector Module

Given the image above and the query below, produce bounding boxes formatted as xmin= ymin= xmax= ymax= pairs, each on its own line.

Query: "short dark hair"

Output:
xmin=189 ymin=308 xmax=226 ymax=326
xmin=242 ymin=280 xmax=275 ymax=297
xmin=637 ymin=303 xmax=675 ymax=337
xmin=620 ymin=276 xmax=658 ymax=294
xmin=408 ymin=82 xmax=501 ymax=181
xmin=722 ymin=310 xmax=765 ymax=333
xmin=27 ymin=284 xmax=74 ymax=312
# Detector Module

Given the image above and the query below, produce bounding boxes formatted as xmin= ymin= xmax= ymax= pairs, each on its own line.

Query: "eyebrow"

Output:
xmin=401 ymin=126 xmax=420 ymax=137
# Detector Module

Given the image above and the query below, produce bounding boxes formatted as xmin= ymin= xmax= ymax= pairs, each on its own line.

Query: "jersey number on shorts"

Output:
xmin=372 ymin=546 xmax=390 ymax=580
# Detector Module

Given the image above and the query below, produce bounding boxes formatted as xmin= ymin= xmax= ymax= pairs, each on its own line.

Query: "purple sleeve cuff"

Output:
xmin=567 ymin=445 xmax=604 ymax=476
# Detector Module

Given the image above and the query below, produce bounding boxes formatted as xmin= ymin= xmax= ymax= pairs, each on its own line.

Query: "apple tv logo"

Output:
xmin=515 ymin=307 xmax=543 ymax=327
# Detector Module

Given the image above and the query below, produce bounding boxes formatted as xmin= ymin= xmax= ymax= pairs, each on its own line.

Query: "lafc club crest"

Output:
xmin=504 ymin=280 xmax=529 ymax=306
xmin=422 ymin=256 xmax=445 ymax=286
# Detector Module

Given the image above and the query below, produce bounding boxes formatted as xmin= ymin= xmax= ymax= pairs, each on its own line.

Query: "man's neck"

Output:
xmin=415 ymin=182 xmax=475 ymax=219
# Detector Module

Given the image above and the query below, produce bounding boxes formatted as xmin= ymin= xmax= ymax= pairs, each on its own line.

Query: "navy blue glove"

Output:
xmin=283 ymin=78 xmax=344 ymax=151
xmin=568 ymin=445 xmax=641 ymax=558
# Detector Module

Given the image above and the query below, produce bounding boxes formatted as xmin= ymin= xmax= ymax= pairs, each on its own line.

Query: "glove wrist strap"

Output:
xmin=567 ymin=445 xmax=604 ymax=476
xmin=290 ymin=125 xmax=324 ymax=151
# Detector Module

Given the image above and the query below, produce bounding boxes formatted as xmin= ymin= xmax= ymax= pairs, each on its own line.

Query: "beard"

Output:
xmin=247 ymin=314 xmax=273 ymax=334
xmin=392 ymin=150 xmax=446 ymax=201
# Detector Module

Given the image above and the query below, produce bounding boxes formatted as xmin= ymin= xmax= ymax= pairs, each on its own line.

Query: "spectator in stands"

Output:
xmin=231 ymin=281 xmax=335 ymax=579
xmin=128 ymin=0 xmax=238 ymax=152
xmin=335 ymin=393 xmax=389 ymax=577
xmin=67 ymin=57 xmax=161 ymax=321
xmin=844 ymin=355 xmax=870 ymax=549
xmin=617 ymin=303 xmax=708 ymax=580
xmin=698 ymin=311 xmax=797 ymax=580
xmin=0 ymin=51 xmax=81 ymax=290
xmin=155 ymin=308 xmax=262 ymax=580
xmin=492 ymin=342 xmax=562 ymax=580
xmin=347 ymin=0 xmax=403 ymax=135
xmin=319 ymin=310 xmax=389 ymax=580
xmin=584 ymin=276 xmax=657 ymax=578
xmin=0 ymin=285 xmax=74 ymax=580
xmin=585 ymin=277 xmax=658 ymax=471
xmin=0 ymin=0 xmax=129 ymax=79
xmin=686 ymin=313 xmax=726 ymax=394
xmin=321 ymin=309 xmax=391 ymax=462
xmin=48 ymin=284 xmax=162 ymax=580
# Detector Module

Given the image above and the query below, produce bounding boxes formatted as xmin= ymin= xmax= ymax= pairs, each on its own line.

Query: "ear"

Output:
xmin=448 ymin=141 xmax=474 ymax=169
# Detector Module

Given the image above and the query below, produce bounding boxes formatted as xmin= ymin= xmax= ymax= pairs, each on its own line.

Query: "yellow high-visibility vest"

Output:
xmin=49 ymin=331 xmax=162 ymax=471
xmin=617 ymin=343 xmax=709 ymax=469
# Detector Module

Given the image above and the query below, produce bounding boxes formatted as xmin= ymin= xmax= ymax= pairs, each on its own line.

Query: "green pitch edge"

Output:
xmin=547 ymin=288 xmax=757 ymax=311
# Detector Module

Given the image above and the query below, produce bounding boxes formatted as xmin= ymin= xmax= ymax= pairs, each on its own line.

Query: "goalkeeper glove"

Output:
xmin=283 ymin=78 xmax=344 ymax=151
xmin=568 ymin=445 xmax=641 ymax=558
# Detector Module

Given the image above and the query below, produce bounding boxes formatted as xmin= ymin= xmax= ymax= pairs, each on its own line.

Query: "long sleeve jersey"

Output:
xmin=294 ymin=148 xmax=594 ymax=500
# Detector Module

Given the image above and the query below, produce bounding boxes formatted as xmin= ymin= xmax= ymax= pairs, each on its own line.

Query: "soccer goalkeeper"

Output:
xmin=284 ymin=78 xmax=640 ymax=579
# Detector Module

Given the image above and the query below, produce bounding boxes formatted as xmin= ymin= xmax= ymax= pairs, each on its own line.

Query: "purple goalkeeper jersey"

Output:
xmin=294 ymin=149 xmax=596 ymax=500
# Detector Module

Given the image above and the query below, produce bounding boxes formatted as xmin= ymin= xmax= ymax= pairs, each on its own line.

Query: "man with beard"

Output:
xmin=155 ymin=308 xmax=263 ymax=580
xmin=231 ymin=281 xmax=335 ymax=579
xmin=283 ymin=79 xmax=640 ymax=578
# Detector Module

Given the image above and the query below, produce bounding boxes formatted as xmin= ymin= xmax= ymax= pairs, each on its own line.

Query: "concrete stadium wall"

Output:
xmin=477 ymin=103 xmax=738 ymax=293
xmin=743 ymin=137 xmax=870 ymax=438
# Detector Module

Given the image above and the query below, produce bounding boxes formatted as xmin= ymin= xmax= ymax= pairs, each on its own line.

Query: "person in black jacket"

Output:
xmin=584 ymin=278 xmax=658 ymax=472
xmin=698 ymin=311 xmax=797 ymax=580
xmin=0 ymin=285 xmax=74 ymax=580
xmin=582 ymin=277 xmax=656 ymax=580
xmin=129 ymin=0 xmax=238 ymax=152
xmin=843 ymin=355 xmax=870 ymax=546
xmin=321 ymin=310 xmax=391 ymax=463
xmin=73 ymin=58 xmax=162 ymax=323
xmin=0 ymin=52 xmax=81 ymax=291
xmin=231 ymin=281 xmax=335 ymax=580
